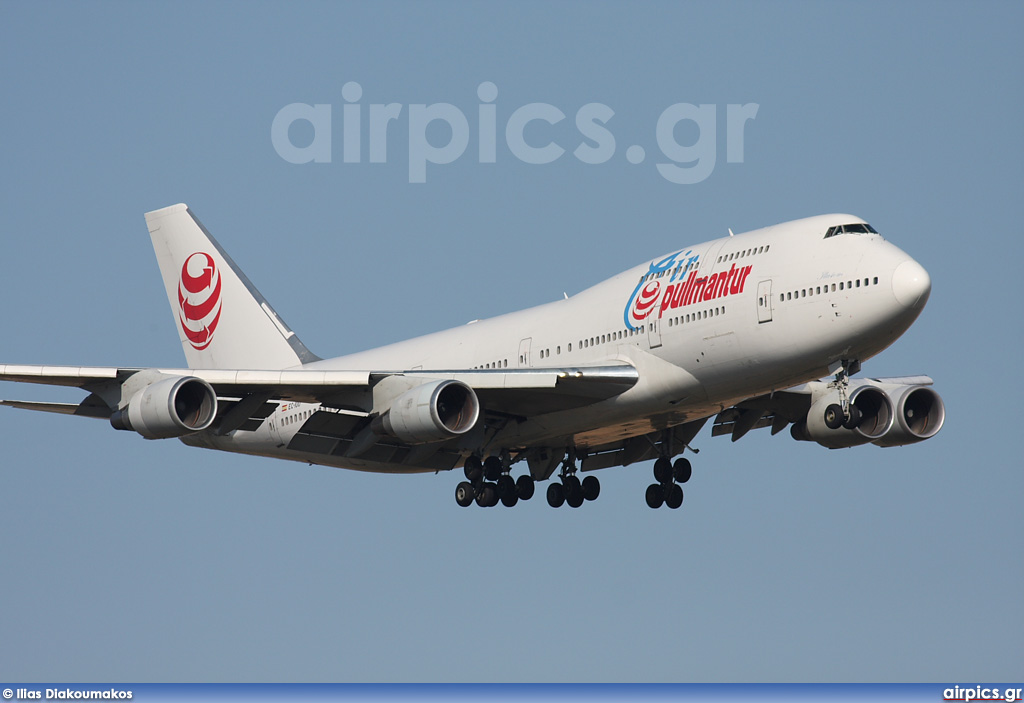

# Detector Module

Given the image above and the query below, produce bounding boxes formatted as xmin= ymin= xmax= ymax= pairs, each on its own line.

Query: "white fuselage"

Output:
xmin=186 ymin=214 xmax=930 ymax=472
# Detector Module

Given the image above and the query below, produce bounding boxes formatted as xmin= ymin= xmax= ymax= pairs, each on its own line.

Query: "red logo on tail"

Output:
xmin=178 ymin=252 xmax=222 ymax=350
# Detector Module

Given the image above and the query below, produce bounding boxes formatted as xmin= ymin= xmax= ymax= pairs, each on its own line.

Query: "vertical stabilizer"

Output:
xmin=145 ymin=203 xmax=319 ymax=369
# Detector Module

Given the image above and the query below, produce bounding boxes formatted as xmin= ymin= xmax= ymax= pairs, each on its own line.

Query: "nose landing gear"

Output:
xmin=824 ymin=359 xmax=863 ymax=430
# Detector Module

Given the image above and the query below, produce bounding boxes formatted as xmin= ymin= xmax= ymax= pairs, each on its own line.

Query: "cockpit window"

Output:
xmin=825 ymin=223 xmax=878 ymax=238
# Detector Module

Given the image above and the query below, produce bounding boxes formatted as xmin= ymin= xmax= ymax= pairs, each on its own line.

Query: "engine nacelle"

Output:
xmin=791 ymin=385 xmax=894 ymax=449
xmin=872 ymin=385 xmax=945 ymax=447
xmin=377 ymin=379 xmax=480 ymax=444
xmin=110 ymin=376 xmax=218 ymax=439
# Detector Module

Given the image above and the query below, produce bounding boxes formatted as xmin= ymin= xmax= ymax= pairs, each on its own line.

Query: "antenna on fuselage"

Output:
xmin=728 ymin=228 xmax=735 ymax=237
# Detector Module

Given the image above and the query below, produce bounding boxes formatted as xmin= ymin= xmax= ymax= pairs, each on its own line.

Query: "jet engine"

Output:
xmin=791 ymin=385 xmax=894 ymax=449
xmin=376 ymin=379 xmax=480 ymax=444
xmin=871 ymin=384 xmax=945 ymax=447
xmin=110 ymin=376 xmax=218 ymax=439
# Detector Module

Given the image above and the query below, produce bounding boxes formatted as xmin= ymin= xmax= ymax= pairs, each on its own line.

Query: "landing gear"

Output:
xmin=645 ymin=483 xmax=664 ymax=509
xmin=547 ymin=482 xmax=565 ymax=508
xmin=483 ymin=456 xmax=503 ymax=481
xmin=456 ymin=453 xmax=536 ymax=508
xmin=464 ymin=455 xmax=483 ymax=482
xmin=825 ymin=359 xmax=863 ymax=430
xmin=665 ymin=483 xmax=684 ymax=509
xmin=645 ymin=431 xmax=692 ymax=509
xmin=842 ymin=404 xmax=863 ymax=430
xmin=673 ymin=458 xmax=691 ymax=483
xmin=455 ymin=481 xmax=475 ymax=507
xmin=516 ymin=475 xmax=536 ymax=501
xmin=564 ymin=476 xmax=584 ymax=508
xmin=824 ymin=404 xmax=844 ymax=430
xmin=647 ymin=461 xmax=685 ymax=510
xmin=475 ymin=482 xmax=498 ymax=507
xmin=545 ymin=450 xmax=601 ymax=509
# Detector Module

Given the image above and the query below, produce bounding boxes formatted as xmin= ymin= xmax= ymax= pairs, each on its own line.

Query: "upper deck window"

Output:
xmin=825 ymin=223 xmax=878 ymax=238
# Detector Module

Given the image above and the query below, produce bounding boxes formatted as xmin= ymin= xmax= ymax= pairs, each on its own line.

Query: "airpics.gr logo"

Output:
xmin=178 ymin=252 xmax=222 ymax=350
xmin=623 ymin=248 xmax=753 ymax=330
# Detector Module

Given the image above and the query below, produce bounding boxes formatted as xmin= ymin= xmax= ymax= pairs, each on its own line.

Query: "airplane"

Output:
xmin=0 ymin=204 xmax=943 ymax=509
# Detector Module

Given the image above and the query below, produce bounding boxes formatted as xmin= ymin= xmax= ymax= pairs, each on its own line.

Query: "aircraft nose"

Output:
xmin=891 ymin=259 xmax=931 ymax=309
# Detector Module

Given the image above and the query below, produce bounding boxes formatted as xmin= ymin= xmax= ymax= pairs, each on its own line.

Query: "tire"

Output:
xmin=497 ymin=474 xmax=516 ymax=498
xmin=582 ymin=475 xmax=601 ymax=501
xmin=563 ymin=475 xmax=581 ymax=495
xmin=566 ymin=488 xmax=584 ymax=508
xmin=463 ymin=456 xmax=483 ymax=482
xmin=484 ymin=456 xmax=503 ymax=481
xmin=516 ymin=475 xmax=536 ymax=501
xmin=546 ymin=482 xmax=565 ymax=508
xmin=645 ymin=483 xmax=664 ymax=509
xmin=654 ymin=457 xmax=673 ymax=483
xmin=500 ymin=491 xmax=519 ymax=508
xmin=477 ymin=482 xmax=498 ymax=507
xmin=455 ymin=481 xmax=476 ymax=507
xmin=673 ymin=457 xmax=692 ymax=483
xmin=842 ymin=404 xmax=863 ymax=430
xmin=824 ymin=404 xmax=844 ymax=430
xmin=665 ymin=483 xmax=684 ymax=509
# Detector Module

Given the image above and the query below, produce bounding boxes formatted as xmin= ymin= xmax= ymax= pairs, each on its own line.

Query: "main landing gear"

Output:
xmin=645 ymin=456 xmax=690 ymax=509
xmin=455 ymin=454 xmax=535 ymax=508
xmin=546 ymin=452 xmax=600 ymax=509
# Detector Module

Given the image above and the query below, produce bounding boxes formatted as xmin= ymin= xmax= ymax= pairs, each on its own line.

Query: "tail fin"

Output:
xmin=145 ymin=203 xmax=319 ymax=369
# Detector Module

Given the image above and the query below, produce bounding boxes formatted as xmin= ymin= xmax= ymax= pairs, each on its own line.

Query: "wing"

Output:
xmin=0 ymin=362 xmax=639 ymax=429
xmin=710 ymin=375 xmax=941 ymax=447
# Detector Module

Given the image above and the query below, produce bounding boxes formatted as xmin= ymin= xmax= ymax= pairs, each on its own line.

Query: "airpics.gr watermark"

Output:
xmin=271 ymin=82 xmax=758 ymax=184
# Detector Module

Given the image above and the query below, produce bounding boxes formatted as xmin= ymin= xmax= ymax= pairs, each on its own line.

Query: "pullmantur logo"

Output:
xmin=271 ymin=81 xmax=758 ymax=184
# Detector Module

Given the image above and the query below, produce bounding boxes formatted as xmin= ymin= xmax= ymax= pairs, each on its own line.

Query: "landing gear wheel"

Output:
xmin=582 ymin=475 xmax=601 ymax=501
xmin=563 ymin=476 xmax=584 ymax=508
xmin=645 ymin=483 xmax=665 ymax=509
xmin=566 ymin=489 xmax=584 ymax=508
xmin=497 ymin=475 xmax=516 ymax=499
xmin=563 ymin=475 xmax=581 ymax=495
xmin=500 ymin=490 xmax=519 ymax=508
xmin=546 ymin=482 xmax=565 ymax=508
xmin=515 ymin=475 xmax=535 ymax=501
xmin=455 ymin=481 xmax=476 ymax=507
xmin=476 ymin=482 xmax=498 ymax=507
xmin=824 ymin=404 xmax=845 ymax=430
xmin=483 ymin=456 xmax=503 ymax=481
xmin=463 ymin=456 xmax=483 ymax=482
xmin=653 ymin=457 xmax=673 ymax=484
xmin=673 ymin=457 xmax=692 ymax=483
xmin=665 ymin=483 xmax=684 ymax=509
xmin=842 ymin=404 xmax=863 ymax=430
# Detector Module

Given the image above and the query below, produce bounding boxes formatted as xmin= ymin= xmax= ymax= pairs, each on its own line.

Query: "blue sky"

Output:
xmin=1 ymin=0 xmax=1021 ymax=683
